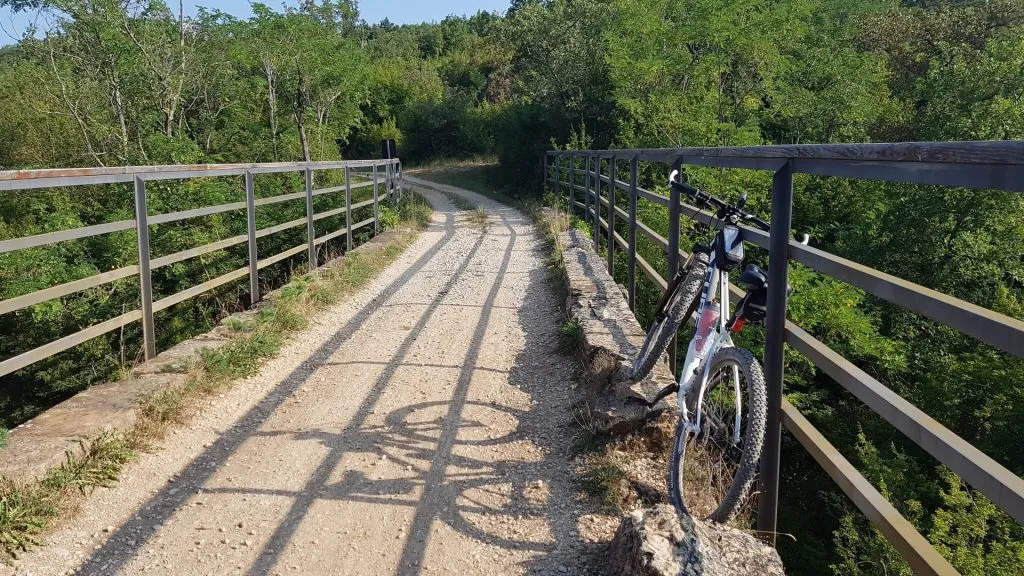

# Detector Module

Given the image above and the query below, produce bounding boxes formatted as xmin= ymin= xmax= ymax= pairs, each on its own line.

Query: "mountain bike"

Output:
xmin=632 ymin=171 xmax=778 ymax=523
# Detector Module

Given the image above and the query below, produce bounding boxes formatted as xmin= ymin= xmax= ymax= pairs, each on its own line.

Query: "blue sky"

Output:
xmin=0 ymin=1 xmax=509 ymax=45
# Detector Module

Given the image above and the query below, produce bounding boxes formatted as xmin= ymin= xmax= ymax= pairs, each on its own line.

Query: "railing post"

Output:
xmin=627 ymin=156 xmax=638 ymax=310
xmin=345 ymin=166 xmax=353 ymax=252
xmin=593 ymin=154 xmax=598 ymax=241
xmin=133 ymin=175 xmax=156 ymax=361
xmin=394 ymin=160 xmax=399 ymax=202
xmin=757 ymin=161 xmax=794 ymax=545
xmin=594 ymin=155 xmax=601 ymax=245
xmin=305 ymin=167 xmax=316 ymax=270
xmin=607 ymin=156 xmax=616 ymax=275
xmin=386 ymin=161 xmax=393 ymax=204
xmin=583 ymin=156 xmax=590 ymax=226
xmin=245 ymin=170 xmax=259 ymax=304
xmin=396 ymin=160 xmax=403 ymax=202
xmin=667 ymin=158 xmax=682 ymax=376
xmin=373 ymin=164 xmax=380 ymax=236
xmin=544 ymin=153 xmax=550 ymax=191
xmin=568 ymin=154 xmax=575 ymax=216
xmin=556 ymin=155 xmax=563 ymax=209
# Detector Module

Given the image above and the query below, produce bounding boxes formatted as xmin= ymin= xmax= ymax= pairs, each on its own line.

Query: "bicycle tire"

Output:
xmin=669 ymin=346 xmax=767 ymax=523
xmin=630 ymin=251 xmax=709 ymax=382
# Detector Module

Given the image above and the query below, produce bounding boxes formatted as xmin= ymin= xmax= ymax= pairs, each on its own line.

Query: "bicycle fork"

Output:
xmin=678 ymin=269 xmax=743 ymax=447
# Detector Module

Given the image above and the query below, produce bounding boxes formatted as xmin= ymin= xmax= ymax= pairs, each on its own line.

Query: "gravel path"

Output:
xmin=8 ymin=178 xmax=603 ymax=576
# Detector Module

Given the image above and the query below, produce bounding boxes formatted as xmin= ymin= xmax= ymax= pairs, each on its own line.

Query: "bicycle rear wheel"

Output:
xmin=630 ymin=251 xmax=708 ymax=382
xmin=669 ymin=346 xmax=766 ymax=524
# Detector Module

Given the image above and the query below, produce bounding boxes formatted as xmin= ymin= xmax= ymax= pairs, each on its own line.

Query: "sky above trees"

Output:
xmin=0 ymin=0 xmax=509 ymax=44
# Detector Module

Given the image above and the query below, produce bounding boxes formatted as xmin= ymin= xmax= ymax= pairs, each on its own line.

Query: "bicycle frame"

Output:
xmin=677 ymin=236 xmax=744 ymax=446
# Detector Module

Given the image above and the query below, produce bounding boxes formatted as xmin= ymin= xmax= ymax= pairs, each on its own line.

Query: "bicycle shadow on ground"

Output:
xmin=74 ymin=196 xmax=611 ymax=575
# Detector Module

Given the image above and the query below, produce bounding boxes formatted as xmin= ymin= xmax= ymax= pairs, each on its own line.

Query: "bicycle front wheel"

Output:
xmin=630 ymin=251 xmax=708 ymax=382
xmin=669 ymin=346 xmax=766 ymax=524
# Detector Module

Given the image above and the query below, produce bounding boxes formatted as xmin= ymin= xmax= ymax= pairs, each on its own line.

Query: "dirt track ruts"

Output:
xmin=7 ymin=177 xmax=609 ymax=576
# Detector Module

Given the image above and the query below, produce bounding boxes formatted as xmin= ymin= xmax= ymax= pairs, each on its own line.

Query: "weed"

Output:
xmin=579 ymin=462 xmax=631 ymax=510
xmin=469 ymin=207 xmax=489 ymax=231
xmin=0 ymin=429 xmax=7 ymax=450
xmin=559 ymin=318 xmax=584 ymax=352
xmin=224 ymin=317 xmax=253 ymax=333
xmin=0 ymin=431 xmax=137 ymax=559
xmin=571 ymin=216 xmax=592 ymax=238
xmin=568 ymin=400 xmax=604 ymax=456
xmin=378 ymin=204 xmax=400 ymax=230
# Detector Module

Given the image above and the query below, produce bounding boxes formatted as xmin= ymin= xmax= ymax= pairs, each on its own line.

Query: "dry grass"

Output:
xmin=575 ymin=417 xmax=674 ymax=512
xmin=680 ymin=439 xmax=759 ymax=526
xmin=0 ymin=194 xmax=432 ymax=562
xmin=469 ymin=207 xmax=489 ymax=231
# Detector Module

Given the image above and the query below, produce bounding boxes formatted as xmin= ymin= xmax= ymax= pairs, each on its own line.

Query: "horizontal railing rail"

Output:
xmin=0 ymin=158 xmax=403 ymax=378
xmin=545 ymin=141 xmax=1024 ymax=576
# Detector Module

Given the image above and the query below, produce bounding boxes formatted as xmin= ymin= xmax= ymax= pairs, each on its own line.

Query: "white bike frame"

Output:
xmin=677 ymin=255 xmax=744 ymax=446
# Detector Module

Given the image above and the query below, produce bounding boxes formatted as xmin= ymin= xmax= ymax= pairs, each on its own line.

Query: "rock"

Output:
xmin=559 ymin=229 xmax=676 ymax=435
xmin=610 ymin=505 xmax=785 ymax=576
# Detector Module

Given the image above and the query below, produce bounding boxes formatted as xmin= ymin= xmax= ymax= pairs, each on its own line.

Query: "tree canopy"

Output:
xmin=1 ymin=1 xmax=1023 ymax=574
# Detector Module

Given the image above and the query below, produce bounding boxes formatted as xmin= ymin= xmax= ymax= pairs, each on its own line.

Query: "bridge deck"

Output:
xmin=14 ymin=180 xmax=597 ymax=576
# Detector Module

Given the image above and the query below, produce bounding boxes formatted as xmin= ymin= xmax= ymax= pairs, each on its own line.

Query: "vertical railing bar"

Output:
xmin=568 ymin=154 xmax=576 ymax=216
xmin=757 ymin=160 xmax=794 ymax=545
xmin=584 ymin=156 xmax=590 ymax=226
xmin=386 ymin=161 xmax=393 ymax=204
xmin=593 ymin=155 xmax=600 ymax=245
xmin=373 ymin=164 xmax=379 ymax=236
xmin=244 ymin=170 xmax=259 ymax=304
xmin=556 ymin=155 xmax=563 ymax=211
xmin=544 ymin=153 xmax=550 ymax=192
xmin=607 ymin=156 xmax=616 ymax=275
xmin=345 ymin=166 xmax=353 ymax=252
xmin=667 ymin=158 xmax=682 ymax=376
xmin=133 ymin=175 xmax=156 ymax=361
xmin=305 ymin=167 xmax=316 ymax=270
xmin=397 ymin=159 xmax=403 ymax=202
xmin=628 ymin=156 xmax=638 ymax=310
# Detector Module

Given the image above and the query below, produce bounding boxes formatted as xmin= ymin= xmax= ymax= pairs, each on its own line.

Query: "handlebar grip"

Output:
xmin=744 ymin=214 xmax=771 ymax=232
xmin=669 ymin=179 xmax=700 ymax=197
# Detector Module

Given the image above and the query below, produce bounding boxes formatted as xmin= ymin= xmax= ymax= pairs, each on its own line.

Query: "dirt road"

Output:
xmin=8 ymin=178 xmax=603 ymax=576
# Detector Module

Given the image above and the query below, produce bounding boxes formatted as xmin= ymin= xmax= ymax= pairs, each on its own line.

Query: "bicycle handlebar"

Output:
xmin=670 ymin=180 xmax=771 ymax=232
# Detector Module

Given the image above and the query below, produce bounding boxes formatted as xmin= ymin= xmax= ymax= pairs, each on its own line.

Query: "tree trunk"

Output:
xmin=294 ymin=70 xmax=311 ymax=162
xmin=262 ymin=57 xmax=279 ymax=160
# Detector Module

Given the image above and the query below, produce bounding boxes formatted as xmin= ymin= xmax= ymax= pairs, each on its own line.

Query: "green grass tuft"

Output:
xmin=559 ymin=318 xmax=584 ymax=352
xmin=579 ymin=463 xmax=629 ymax=509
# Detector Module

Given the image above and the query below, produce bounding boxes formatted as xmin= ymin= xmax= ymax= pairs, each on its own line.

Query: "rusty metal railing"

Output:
xmin=0 ymin=158 xmax=402 ymax=372
xmin=545 ymin=141 xmax=1024 ymax=576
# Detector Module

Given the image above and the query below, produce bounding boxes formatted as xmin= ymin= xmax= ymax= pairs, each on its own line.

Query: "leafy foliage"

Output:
xmin=1 ymin=0 xmax=1023 ymax=573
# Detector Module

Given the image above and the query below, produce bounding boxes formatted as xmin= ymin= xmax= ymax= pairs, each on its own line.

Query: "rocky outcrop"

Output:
xmin=611 ymin=504 xmax=786 ymax=576
xmin=559 ymin=228 xmax=676 ymax=434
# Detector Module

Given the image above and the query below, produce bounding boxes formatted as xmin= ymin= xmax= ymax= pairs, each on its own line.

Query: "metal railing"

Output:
xmin=0 ymin=158 xmax=403 ymax=373
xmin=545 ymin=141 xmax=1024 ymax=576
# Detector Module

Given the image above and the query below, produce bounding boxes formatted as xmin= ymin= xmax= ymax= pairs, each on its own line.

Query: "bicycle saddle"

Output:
xmin=738 ymin=263 xmax=768 ymax=291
